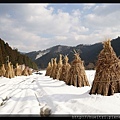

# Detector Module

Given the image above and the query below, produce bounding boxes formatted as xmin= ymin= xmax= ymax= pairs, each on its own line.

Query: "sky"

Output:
xmin=0 ymin=3 xmax=120 ymax=53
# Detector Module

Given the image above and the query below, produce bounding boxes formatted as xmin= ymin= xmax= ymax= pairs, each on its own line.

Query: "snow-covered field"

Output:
xmin=0 ymin=70 xmax=120 ymax=117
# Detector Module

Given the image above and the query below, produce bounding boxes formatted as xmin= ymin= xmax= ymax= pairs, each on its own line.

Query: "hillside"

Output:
xmin=0 ymin=38 xmax=38 ymax=70
xmin=25 ymin=36 xmax=120 ymax=69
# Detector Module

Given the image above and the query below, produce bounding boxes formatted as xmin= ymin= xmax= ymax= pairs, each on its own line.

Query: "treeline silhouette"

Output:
xmin=0 ymin=38 xmax=38 ymax=70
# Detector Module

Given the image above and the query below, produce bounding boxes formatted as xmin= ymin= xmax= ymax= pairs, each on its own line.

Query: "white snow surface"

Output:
xmin=35 ymin=50 xmax=50 ymax=60
xmin=0 ymin=70 xmax=120 ymax=116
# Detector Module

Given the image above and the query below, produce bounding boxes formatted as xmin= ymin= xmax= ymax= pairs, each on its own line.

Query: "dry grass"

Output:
xmin=59 ymin=55 xmax=71 ymax=83
xmin=66 ymin=51 xmax=90 ymax=87
xmin=89 ymin=39 xmax=120 ymax=96
xmin=53 ymin=54 xmax=63 ymax=80
xmin=45 ymin=62 xmax=51 ymax=76
xmin=50 ymin=58 xmax=57 ymax=78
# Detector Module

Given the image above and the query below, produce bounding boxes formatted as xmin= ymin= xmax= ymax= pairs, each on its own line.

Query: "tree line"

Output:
xmin=0 ymin=38 xmax=38 ymax=70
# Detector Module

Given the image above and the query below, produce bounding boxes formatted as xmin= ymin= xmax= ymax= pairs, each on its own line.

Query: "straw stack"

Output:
xmin=59 ymin=55 xmax=71 ymax=82
xmin=14 ymin=63 xmax=22 ymax=76
xmin=53 ymin=54 xmax=63 ymax=80
xmin=4 ymin=62 xmax=13 ymax=78
xmin=22 ymin=66 xmax=29 ymax=76
xmin=48 ymin=58 xmax=54 ymax=77
xmin=89 ymin=39 xmax=120 ymax=96
xmin=66 ymin=51 xmax=90 ymax=87
xmin=45 ymin=62 xmax=52 ymax=76
xmin=50 ymin=58 xmax=57 ymax=78
xmin=0 ymin=64 xmax=6 ymax=77
xmin=11 ymin=64 xmax=15 ymax=78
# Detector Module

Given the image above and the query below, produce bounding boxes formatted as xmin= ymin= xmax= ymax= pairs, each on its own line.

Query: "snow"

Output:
xmin=0 ymin=70 xmax=120 ymax=116
xmin=35 ymin=50 xmax=50 ymax=60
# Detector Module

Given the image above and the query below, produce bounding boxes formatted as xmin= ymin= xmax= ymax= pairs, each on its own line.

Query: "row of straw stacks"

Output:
xmin=46 ymin=39 xmax=120 ymax=96
xmin=0 ymin=62 xmax=33 ymax=78
xmin=45 ymin=52 xmax=90 ymax=87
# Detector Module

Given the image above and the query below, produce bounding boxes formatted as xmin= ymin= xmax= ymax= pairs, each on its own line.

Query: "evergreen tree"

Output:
xmin=0 ymin=38 xmax=38 ymax=70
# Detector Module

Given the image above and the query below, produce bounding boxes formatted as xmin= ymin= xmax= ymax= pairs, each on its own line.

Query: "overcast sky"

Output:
xmin=0 ymin=3 xmax=120 ymax=52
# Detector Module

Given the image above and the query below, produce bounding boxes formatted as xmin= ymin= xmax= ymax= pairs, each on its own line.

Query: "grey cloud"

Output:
xmin=93 ymin=4 xmax=120 ymax=16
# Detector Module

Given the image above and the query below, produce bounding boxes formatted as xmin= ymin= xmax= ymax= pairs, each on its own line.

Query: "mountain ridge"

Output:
xmin=25 ymin=36 xmax=120 ymax=69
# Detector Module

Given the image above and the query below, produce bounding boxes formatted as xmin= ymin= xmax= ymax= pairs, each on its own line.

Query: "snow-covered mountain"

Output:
xmin=25 ymin=48 xmax=51 ymax=61
xmin=25 ymin=45 xmax=72 ymax=68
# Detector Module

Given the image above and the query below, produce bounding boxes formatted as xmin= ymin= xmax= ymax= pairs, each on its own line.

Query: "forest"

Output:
xmin=0 ymin=38 xmax=38 ymax=70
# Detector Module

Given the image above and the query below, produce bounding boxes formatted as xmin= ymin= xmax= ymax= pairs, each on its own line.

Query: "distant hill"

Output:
xmin=25 ymin=36 xmax=120 ymax=69
xmin=0 ymin=38 xmax=38 ymax=70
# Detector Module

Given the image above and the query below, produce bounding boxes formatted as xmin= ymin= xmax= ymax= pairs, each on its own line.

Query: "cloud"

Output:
xmin=83 ymin=3 xmax=96 ymax=10
xmin=85 ymin=4 xmax=120 ymax=27
xmin=0 ymin=3 xmax=120 ymax=52
xmin=93 ymin=4 xmax=120 ymax=16
xmin=82 ymin=4 xmax=120 ymax=41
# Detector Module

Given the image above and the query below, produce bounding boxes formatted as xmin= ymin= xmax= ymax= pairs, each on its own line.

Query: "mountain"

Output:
xmin=0 ymin=38 xmax=38 ymax=70
xmin=25 ymin=36 xmax=120 ymax=69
